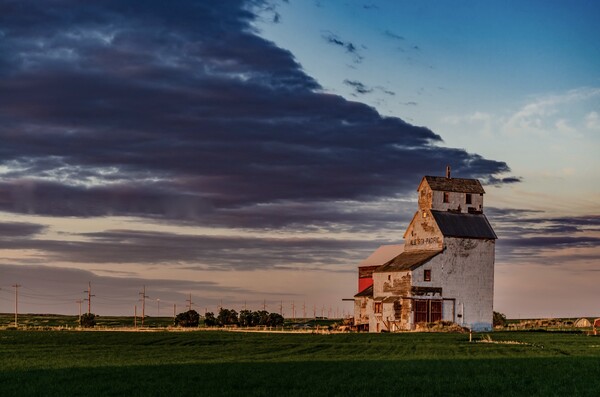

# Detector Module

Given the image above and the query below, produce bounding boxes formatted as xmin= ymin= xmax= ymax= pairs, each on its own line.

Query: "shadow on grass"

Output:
xmin=2 ymin=357 xmax=599 ymax=396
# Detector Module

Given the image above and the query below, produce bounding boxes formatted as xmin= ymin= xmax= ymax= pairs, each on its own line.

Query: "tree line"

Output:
xmin=175 ymin=308 xmax=284 ymax=328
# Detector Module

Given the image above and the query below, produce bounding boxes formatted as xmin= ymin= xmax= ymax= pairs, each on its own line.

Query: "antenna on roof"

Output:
xmin=446 ymin=165 xmax=451 ymax=179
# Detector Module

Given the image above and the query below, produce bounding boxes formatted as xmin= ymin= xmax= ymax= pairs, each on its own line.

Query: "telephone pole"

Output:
xmin=12 ymin=284 xmax=21 ymax=327
xmin=186 ymin=293 xmax=193 ymax=311
xmin=84 ymin=281 xmax=95 ymax=314
xmin=139 ymin=285 xmax=149 ymax=326
xmin=76 ymin=299 xmax=83 ymax=323
xmin=156 ymin=298 xmax=160 ymax=316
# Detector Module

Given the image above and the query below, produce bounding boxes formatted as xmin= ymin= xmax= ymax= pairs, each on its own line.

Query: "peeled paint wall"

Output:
xmin=354 ymin=296 xmax=371 ymax=326
xmin=412 ymin=237 xmax=495 ymax=331
xmin=370 ymin=271 xmax=414 ymax=331
xmin=404 ymin=210 xmax=444 ymax=252
xmin=418 ymin=182 xmax=483 ymax=214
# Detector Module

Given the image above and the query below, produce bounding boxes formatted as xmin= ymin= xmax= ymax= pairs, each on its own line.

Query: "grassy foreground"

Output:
xmin=1 ymin=330 xmax=599 ymax=396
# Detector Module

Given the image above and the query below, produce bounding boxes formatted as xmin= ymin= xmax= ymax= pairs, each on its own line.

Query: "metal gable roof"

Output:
xmin=430 ymin=210 xmax=497 ymax=239
xmin=354 ymin=284 xmax=373 ymax=298
xmin=374 ymin=250 xmax=442 ymax=273
xmin=423 ymin=176 xmax=485 ymax=194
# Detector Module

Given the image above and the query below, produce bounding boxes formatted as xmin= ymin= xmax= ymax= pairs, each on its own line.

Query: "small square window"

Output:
xmin=424 ymin=269 xmax=431 ymax=282
xmin=466 ymin=193 xmax=472 ymax=204
xmin=443 ymin=192 xmax=449 ymax=203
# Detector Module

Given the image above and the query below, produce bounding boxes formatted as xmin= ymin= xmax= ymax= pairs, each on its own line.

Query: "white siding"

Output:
xmin=411 ymin=237 xmax=495 ymax=331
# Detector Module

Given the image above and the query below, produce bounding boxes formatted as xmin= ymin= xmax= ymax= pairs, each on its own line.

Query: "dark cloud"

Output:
xmin=489 ymin=210 xmax=600 ymax=265
xmin=384 ymin=30 xmax=405 ymax=41
xmin=343 ymin=80 xmax=395 ymax=97
xmin=0 ymin=0 xmax=514 ymax=230
xmin=0 ymin=229 xmax=381 ymax=271
xmin=321 ymin=31 xmax=364 ymax=63
xmin=377 ymin=87 xmax=396 ymax=96
xmin=0 ymin=221 xmax=46 ymax=237
xmin=344 ymin=79 xmax=373 ymax=94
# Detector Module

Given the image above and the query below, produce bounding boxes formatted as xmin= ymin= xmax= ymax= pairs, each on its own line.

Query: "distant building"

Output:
xmin=354 ymin=167 xmax=497 ymax=332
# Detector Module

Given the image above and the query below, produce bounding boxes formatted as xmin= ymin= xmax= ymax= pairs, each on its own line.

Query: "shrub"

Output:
xmin=493 ymin=311 xmax=507 ymax=327
xmin=80 ymin=313 xmax=96 ymax=328
xmin=174 ymin=310 xmax=200 ymax=327
xmin=204 ymin=311 xmax=217 ymax=327
xmin=267 ymin=312 xmax=284 ymax=327
xmin=217 ymin=308 xmax=239 ymax=326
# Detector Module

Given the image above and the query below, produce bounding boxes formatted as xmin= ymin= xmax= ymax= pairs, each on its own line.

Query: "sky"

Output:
xmin=0 ymin=0 xmax=598 ymax=319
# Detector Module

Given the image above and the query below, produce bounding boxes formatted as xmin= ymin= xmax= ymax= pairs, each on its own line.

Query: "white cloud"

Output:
xmin=505 ymin=87 xmax=600 ymax=136
xmin=585 ymin=111 xmax=600 ymax=130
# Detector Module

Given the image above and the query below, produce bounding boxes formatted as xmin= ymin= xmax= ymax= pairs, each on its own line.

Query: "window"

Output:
xmin=443 ymin=192 xmax=449 ymax=203
xmin=414 ymin=300 xmax=428 ymax=323
xmin=424 ymin=269 xmax=431 ymax=282
xmin=466 ymin=193 xmax=472 ymax=204
xmin=374 ymin=302 xmax=382 ymax=313
xmin=414 ymin=299 xmax=443 ymax=323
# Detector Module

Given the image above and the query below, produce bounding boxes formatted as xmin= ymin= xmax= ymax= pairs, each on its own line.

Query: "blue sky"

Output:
xmin=0 ymin=0 xmax=598 ymax=318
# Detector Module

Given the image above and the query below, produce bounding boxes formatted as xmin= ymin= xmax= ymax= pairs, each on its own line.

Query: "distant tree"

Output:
xmin=493 ymin=311 xmax=507 ymax=327
xmin=80 ymin=313 xmax=96 ymax=328
xmin=267 ymin=312 xmax=284 ymax=327
xmin=239 ymin=310 xmax=254 ymax=327
xmin=217 ymin=308 xmax=239 ymax=326
xmin=174 ymin=310 xmax=200 ymax=327
xmin=204 ymin=311 xmax=217 ymax=327
xmin=255 ymin=310 xmax=270 ymax=326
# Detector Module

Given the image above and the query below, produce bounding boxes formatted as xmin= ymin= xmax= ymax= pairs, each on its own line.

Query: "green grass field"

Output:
xmin=1 ymin=329 xmax=599 ymax=396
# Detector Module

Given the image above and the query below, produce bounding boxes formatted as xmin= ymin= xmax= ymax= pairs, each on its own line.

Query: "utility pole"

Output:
xmin=303 ymin=301 xmax=306 ymax=319
xmin=84 ymin=281 xmax=94 ymax=314
xmin=134 ymin=305 xmax=137 ymax=329
xmin=263 ymin=299 xmax=266 ymax=311
xmin=76 ymin=299 xmax=83 ymax=323
xmin=279 ymin=300 xmax=283 ymax=316
xmin=156 ymin=298 xmax=160 ymax=317
xmin=291 ymin=301 xmax=295 ymax=321
xmin=12 ymin=284 xmax=21 ymax=327
xmin=139 ymin=285 xmax=149 ymax=326
xmin=173 ymin=304 xmax=176 ymax=319
xmin=186 ymin=293 xmax=193 ymax=311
